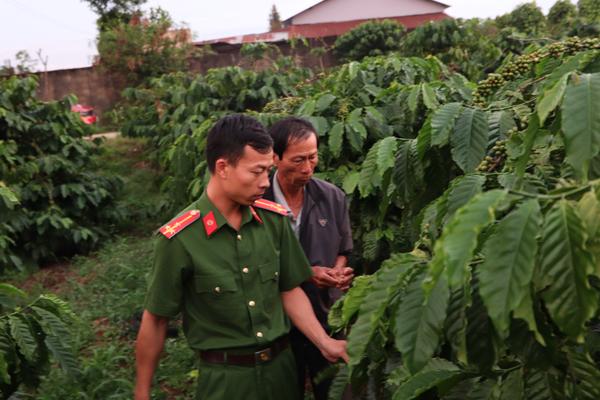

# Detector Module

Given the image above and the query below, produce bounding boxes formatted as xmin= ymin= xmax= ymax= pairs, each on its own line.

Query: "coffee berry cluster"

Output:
xmin=472 ymin=37 xmax=600 ymax=107
xmin=337 ymin=100 xmax=350 ymax=119
xmin=263 ymin=96 xmax=303 ymax=114
xmin=477 ymin=139 xmax=508 ymax=173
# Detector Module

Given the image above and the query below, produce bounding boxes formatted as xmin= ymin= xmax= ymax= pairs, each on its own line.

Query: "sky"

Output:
xmin=0 ymin=0 xmax=561 ymax=71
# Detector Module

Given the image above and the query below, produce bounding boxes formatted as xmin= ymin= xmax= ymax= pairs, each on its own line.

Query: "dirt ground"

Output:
xmin=85 ymin=131 xmax=120 ymax=140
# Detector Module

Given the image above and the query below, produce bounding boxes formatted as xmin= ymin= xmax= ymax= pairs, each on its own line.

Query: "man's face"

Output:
xmin=220 ymin=145 xmax=273 ymax=206
xmin=275 ymin=133 xmax=319 ymax=189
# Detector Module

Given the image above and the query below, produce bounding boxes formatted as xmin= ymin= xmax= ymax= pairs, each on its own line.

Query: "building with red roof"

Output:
xmin=196 ymin=0 xmax=450 ymax=46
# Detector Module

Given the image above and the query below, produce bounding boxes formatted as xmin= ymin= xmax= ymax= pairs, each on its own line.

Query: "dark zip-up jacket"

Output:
xmin=264 ymin=176 xmax=353 ymax=327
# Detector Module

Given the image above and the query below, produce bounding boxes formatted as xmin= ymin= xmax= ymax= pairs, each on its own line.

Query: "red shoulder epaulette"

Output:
xmin=159 ymin=210 xmax=201 ymax=239
xmin=253 ymin=198 xmax=289 ymax=216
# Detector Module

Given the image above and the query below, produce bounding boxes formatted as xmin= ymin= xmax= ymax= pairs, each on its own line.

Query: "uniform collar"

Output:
xmin=197 ymin=192 xmax=260 ymax=237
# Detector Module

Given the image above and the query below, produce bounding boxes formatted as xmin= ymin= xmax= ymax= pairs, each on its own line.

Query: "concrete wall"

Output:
xmin=36 ymin=67 xmax=125 ymax=122
xmin=291 ymin=0 xmax=447 ymax=25
xmin=189 ymin=38 xmax=338 ymax=73
xmin=34 ymin=39 xmax=338 ymax=122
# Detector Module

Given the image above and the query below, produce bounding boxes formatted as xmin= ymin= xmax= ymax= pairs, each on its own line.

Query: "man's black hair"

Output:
xmin=269 ymin=117 xmax=319 ymax=159
xmin=206 ymin=114 xmax=273 ymax=173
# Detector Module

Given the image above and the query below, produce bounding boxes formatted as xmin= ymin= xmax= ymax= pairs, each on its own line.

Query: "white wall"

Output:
xmin=291 ymin=0 xmax=447 ymax=25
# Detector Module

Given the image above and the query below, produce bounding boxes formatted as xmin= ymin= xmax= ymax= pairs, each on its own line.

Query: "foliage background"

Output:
xmin=115 ymin=33 xmax=600 ymax=398
xmin=3 ymin=1 xmax=600 ymax=398
xmin=333 ymin=19 xmax=407 ymax=62
xmin=0 ymin=77 xmax=126 ymax=272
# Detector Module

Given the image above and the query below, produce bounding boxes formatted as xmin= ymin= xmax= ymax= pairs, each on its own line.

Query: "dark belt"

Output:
xmin=199 ymin=335 xmax=289 ymax=366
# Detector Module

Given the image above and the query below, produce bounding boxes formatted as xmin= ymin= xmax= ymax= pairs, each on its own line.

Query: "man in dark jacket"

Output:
xmin=265 ymin=117 xmax=354 ymax=400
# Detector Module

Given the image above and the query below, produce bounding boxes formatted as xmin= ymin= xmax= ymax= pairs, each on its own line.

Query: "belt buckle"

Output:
xmin=254 ymin=348 xmax=272 ymax=363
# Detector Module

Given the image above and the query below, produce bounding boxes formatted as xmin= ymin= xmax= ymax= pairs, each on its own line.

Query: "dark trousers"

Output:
xmin=291 ymin=328 xmax=332 ymax=400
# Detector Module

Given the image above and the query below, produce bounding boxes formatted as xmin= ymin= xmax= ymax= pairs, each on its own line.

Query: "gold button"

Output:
xmin=248 ymin=300 xmax=256 ymax=307
xmin=242 ymin=267 xmax=249 ymax=273
xmin=256 ymin=331 xmax=263 ymax=338
xmin=259 ymin=352 xmax=269 ymax=361
xmin=214 ymin=286 xmax=221 ymax=293
xmin=237 ymin=234 xmax=242 ymax=240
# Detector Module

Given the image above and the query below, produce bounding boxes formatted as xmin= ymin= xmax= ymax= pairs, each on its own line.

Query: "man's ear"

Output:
xmin=273 ymin=153 xmax=281 ymax=167
xmin=214 ymin=158 xmax=229 ymax=179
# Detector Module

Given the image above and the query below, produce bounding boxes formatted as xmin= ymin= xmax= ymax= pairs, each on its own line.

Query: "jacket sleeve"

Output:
xmin=337 ymin=193 xmax=353 ymax=256
xmin=278 ymin=216 xmax=312 ymax=291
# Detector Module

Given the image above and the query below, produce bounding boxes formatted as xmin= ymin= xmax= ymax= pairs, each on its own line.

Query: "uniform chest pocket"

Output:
xmin=195 ymin=274 xmax=238 ymax=296
xmin=258 ymin=261 xmax=280 ymax=283
xmin=194 ymin=274 xmax=242 ymax=323
xmin=258 ymin=261 xmax=280 ymax=310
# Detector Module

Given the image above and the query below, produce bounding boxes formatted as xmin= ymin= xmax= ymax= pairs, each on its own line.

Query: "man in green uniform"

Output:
xmin=135 ymin=114 xmax=348 ymax=400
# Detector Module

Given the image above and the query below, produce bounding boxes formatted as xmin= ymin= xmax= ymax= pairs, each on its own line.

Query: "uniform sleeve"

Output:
xmin=337 ymin=195 xmax=353 ymax=256
xmin=144 ymin=235 xmax=191 ymax=318
xmin=278 ymin=216 xmax=312 ymax=291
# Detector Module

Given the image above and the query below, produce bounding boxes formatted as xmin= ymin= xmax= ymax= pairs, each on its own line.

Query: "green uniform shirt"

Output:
xmin=144 ymin=192 xmax=312 ymax=351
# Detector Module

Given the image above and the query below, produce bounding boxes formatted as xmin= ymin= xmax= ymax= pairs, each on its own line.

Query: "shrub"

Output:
xmin=578 ymin=0 xmax=600 ymax=22
xmin=334 ymin=19 xmax=406 ymax=62
xmin=496 ymin=1 xmax=547 ymax=35
xmin=0 ymin=76 xmax=125 ymax=271
xmin=0 ymin=285 xmax=78 ymax=399
xmin=401 ymin=18 xmax=502 ymax=80
xmin=96 ymin=8 xmax=194 ymax=85
xmin=327 ymin=36 xmax=600 ymax=399
xmin=548 ymin=0 xmax=578 ymax=36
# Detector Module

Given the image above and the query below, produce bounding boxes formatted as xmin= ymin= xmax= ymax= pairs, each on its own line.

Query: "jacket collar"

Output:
xmin=265 ymin=174 xmax=318 ymax=225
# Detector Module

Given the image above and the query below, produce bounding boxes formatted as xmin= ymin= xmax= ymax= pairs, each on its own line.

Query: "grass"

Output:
xmin=34 ymin=237 xmax=196 ymax=399
xmin=92 ymin=136 xmax=170 ymax=233
xmin=9 ymin=137 xmax=196 ymax=399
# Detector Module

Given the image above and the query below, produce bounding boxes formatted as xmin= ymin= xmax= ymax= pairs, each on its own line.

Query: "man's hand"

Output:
xmin=319 ymin=337 xmax=349 ymax=363
xmin=333 ymin=267 xmax=354 ymax=291
xmin=311 ymin=266 xmax=340 ymax=288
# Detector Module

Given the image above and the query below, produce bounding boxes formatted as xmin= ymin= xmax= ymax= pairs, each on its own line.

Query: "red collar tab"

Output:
xmin=249 ymin=206 xmax=263 ymax=224
xmin=253 ymin=198 xmax=289 ymax=216
xmin=159 ymin=210 xmax=201 ymax=239
xmin=202 ymin=210 xmax=218 ymax=236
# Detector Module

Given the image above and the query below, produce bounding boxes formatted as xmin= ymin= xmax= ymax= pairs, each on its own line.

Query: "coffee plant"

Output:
xmin=578 ymin=0 xmax=600 ymax=23
xmin=333 ymin=19 xmax=407 ymax=62
xmin=548 ymin=0 xmax=578 ymax=37
xmin=117 ymin=34 xmax=600 ymax=398
xmin=116 ymin=59 xmax=313 ymax=210
xmin=496 ymin=2 xmax=547 ymax=36
xmin=120 ymin=54 xmax=476 ymax=265
xmin=0 ymin=76 xmax=125 ymax=271
xmin=0 ymin=284 xmax=78 ymax=399
xmin=400 ymin=18 xmax=502 ymax=80
xmin=326 ymin=36 xmax=600 ymax=399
